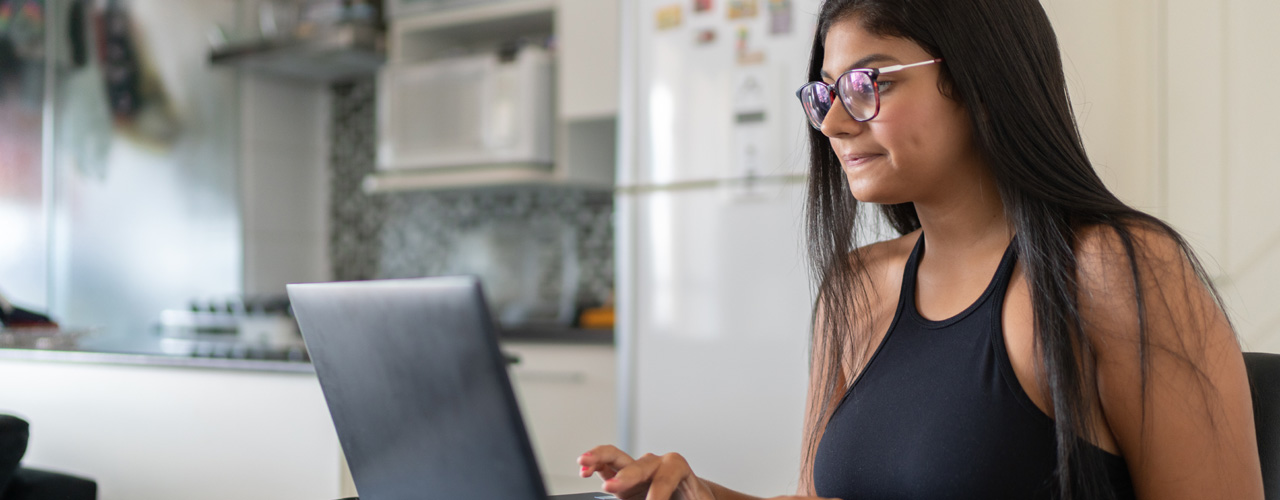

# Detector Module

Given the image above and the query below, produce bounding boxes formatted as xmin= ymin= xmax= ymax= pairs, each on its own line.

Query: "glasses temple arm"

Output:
xmin=876 ymin=58 xmax=943 ymax=74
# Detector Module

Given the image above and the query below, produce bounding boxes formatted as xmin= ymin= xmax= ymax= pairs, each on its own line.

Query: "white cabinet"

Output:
xmin=0 ymin=358 xmax=343 ymax=500
xmin=376 ymin=47 xmax=555 ymax=171
xmin=502 ymin=341 xmax=617 ymax=495
xmin=367 ymin=0 xmax=619 ymax=192
xmin=556 ymin=0 xmax=619 ymax=120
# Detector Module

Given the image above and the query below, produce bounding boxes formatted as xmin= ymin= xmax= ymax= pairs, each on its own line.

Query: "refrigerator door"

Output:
xmin=624 ymin=181 xmax=813 ymax=494
xmin=617 ymin=0 xmax=825 ymax=495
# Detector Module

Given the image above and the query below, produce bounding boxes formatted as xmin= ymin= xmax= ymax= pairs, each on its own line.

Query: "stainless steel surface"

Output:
xmin=50 ymin=0 xmax=243 ymax=340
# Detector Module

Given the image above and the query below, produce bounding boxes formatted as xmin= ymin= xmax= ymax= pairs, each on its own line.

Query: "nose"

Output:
xmin=819 ymin=99 xmax=866 ymax=138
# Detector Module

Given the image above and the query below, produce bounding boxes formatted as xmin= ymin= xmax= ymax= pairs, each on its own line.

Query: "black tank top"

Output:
xmin=813 ymin=235 xmax=1135 ymax=499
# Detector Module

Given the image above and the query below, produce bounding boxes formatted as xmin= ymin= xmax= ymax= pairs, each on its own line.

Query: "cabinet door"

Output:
xmin=503 ymin=342 xmax=617 ymax=495
xmin=376 ymin=49 xmax=555 ymax=170
xmin=556 ymin=0 xmax=620 ymax=119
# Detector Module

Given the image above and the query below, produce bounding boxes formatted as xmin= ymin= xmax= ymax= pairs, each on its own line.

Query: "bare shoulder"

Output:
xmin=1074 ymin=221 xmax=1190 ymax=283
xmin=1071 ymin=221 xmax=1209 ymax=342
xmin=1073 ymin=224 xmax=1261 ymax=497
xmin=850 ymin=229 xmax=920 ymax=297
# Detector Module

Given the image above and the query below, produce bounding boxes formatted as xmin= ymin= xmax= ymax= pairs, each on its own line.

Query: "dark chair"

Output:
xmin=0 ymin=415 xmax=97 ymax=500
xmin=1245 ymin=352 xmax=1280 ymax=500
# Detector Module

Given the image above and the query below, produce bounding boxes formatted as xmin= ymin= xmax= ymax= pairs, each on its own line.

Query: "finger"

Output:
xmin=579 ymin=445 xmax=634 ymax=479
xmin=644 ymin=453 xmax=692 ymax=500
xmin=604 ymin=453 xmax=663 ymax=497
xmin=580 ymin=463 xmax=622 ymax=479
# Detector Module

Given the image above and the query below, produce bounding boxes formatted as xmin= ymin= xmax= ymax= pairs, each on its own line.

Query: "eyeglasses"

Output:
xmin=795 ymin=58 xmax=942 ymax=129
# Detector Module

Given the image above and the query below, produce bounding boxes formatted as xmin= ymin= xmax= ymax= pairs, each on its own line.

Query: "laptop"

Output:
xmin=288 ymin=276 xmax=614 ymax=500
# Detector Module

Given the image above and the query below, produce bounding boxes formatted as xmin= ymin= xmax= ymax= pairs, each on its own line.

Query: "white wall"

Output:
xmin=1042 ymin=0 xmax=1163 ymax=212
xmin=240 ymin=76 xmax=332 ymax=296
xmin=1173 ymin=0 xmax=1280 ymax=352
xmin=1044 ymin=0 xmax=1280 ymax=351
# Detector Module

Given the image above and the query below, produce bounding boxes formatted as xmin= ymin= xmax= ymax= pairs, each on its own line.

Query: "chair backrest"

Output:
xmin=0 ymin=414 xmax=30 ymax=494
xmin=1245 ymin=352 xmax=1280 ymax=500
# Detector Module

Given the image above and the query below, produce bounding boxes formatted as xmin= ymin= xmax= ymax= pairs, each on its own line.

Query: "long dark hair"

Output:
xmin=800 ymin=0 xmax=1228 ymax=498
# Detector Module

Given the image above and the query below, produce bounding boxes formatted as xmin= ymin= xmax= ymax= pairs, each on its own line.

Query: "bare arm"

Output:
xmin=1077 ymin=225 xmax=1263 ymax=499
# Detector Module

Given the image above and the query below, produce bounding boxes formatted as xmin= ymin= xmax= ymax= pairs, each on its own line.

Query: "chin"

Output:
xmin=845 ymin=184 xmax=905 ymax=206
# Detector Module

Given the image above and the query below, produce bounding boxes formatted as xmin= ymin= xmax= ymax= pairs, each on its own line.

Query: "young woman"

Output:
xmin=578 ymin=0 xmax=1265 ymax=498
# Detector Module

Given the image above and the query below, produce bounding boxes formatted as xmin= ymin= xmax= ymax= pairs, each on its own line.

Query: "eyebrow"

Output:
xmin=820 ymin=53 xmax=902 ymax=81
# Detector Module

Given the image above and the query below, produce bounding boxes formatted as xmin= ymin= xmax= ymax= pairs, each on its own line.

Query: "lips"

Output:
xmin=840 ymin=153 xmax=882 ymax=168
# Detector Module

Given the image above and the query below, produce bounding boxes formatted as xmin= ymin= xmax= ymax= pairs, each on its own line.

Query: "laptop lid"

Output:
xmin=289 ymin=276 xmax=550 ymax=500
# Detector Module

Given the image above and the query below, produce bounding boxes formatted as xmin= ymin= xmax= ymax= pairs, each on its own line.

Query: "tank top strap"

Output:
xmin=897 ymin=233 xmax=927 ymax=307
xmin=989 ymin=235 xmax=1020 ymax=296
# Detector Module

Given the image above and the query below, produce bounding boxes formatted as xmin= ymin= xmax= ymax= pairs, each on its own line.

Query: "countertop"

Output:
xmin=0 ymin=345 xmax=317 ymax=373
xmin=0 ymin=326 xmax=613 ymax=373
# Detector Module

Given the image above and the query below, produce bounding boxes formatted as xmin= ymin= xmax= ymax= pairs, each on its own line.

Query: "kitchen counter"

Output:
xmin=0 ymin=326 xmax=612 ymax=374
xmin=0 ymin=344 xmax=316 ymax=373
xmin=0 ymin=329 xmax=314 ymax=373
xmin=0 ymin=348 xmax=343 ymax=500
xmin=501 ymin=326 xmax=614 ymax=345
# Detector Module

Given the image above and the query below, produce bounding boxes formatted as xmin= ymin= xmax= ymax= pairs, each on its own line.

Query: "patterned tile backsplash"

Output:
xmin=328 ymin=80 xmax=614 ymax=327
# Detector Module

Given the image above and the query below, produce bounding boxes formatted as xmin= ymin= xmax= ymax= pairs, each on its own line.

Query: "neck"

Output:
xmin=914 ymin=165 xmax=1012 ymax=258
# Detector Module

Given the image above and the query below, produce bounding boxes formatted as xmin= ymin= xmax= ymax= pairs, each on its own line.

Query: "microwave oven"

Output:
xmin=377 ymin=46 xmax=555 ymax=171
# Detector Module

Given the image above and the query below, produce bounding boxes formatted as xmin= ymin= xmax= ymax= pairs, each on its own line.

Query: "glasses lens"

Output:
xmin=836 ymin=71 xmax=877 ymax=121
xmin=799 ymin=82 xmax=834 ymax=129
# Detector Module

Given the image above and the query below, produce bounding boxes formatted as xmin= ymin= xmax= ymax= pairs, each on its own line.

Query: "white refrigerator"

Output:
xmin=616 ymin=0 xmax=823 ymax=495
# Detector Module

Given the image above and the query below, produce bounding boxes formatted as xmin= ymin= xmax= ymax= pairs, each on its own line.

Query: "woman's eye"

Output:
xmin=876 ymin=81 xmax=895 ymax=92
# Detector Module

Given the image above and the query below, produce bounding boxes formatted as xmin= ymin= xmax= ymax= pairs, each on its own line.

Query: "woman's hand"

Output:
xmin=577 ymin=445 xmax=842 ymax=500
xmin=577 ymin=445 xmax=715 ymax=500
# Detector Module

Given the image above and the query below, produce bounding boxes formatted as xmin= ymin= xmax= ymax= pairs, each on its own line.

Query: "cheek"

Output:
xmin=876 ymin=99 xmax=973 ymax=173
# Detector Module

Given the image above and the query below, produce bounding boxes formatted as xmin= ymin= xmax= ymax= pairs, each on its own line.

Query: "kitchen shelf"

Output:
xmin=362 ymin=163 xmax=612 ymax=193
xmin=210 ymin=23 xmax=385 ymax=82
xmin=393 ymin=0 xmax=554 ymax=33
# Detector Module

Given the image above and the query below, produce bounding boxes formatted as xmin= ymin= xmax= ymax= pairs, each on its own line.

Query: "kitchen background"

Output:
xmin=328 ymin=79 xmax=615 ymax=326
xmin=0 ymin=0 xmax=618 ymax=354
xmin=0 ymin=1 xmax=1277 ymax=500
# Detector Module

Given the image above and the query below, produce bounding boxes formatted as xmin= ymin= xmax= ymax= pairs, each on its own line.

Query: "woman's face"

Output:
xmin=819 ymin=18 xmax=984 ymax=205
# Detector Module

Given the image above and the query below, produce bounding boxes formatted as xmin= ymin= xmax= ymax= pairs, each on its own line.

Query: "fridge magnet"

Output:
xmin=727 ymin=0 xmax=758 ymax=20
xmin=733 ymin=72 xmax=766 ymax=115
xmin=693 ymin=0 xmax=713 ymax=13
xmin=731 ymin=68 xmax=769 ymax=198
xmin=695 ymin=28 xmax=717 ymax=45
xmin=737 ymin=50 xmax=765 ymax=65
xmin=656 ymin=4 xmax=683 ymax=31
xmin=768 ymin=0 xmax=792 ymax=35
xmin=735 ymin=26 xmax=765 ymax=65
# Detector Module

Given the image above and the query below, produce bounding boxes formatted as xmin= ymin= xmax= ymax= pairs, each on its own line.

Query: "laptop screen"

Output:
xmin=289 ymin=277 xmax=547 ymax=500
